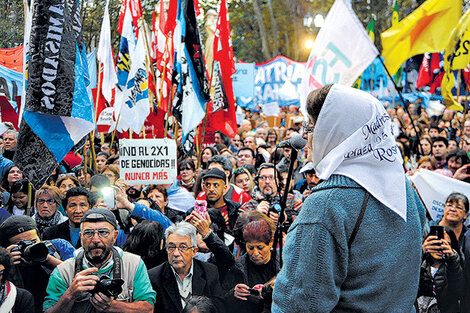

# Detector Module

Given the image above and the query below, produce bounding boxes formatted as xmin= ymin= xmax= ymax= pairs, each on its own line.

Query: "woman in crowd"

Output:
xmin=100 ymin=164 xmax=120 ymax=185
xmin=419 ymin=137 xmax=433 ymax=157
xmin=32 ymin=185 xmax=67 ymax=236
xmin=6 ymin=179 xmax=34 ymax=216
xmin=229 ymin=219 xmax=279 ymax=313
xmin=145 ymin=184 xmax=184 ymax=222
xmin=56 ymin=175 xmax=80 ymax=199
xmin=1 ymin=165 xmax=23 ymax=193
xmin=233 ymin=167 xmax=254 ymax=196
xmin=200 ymin=147 xmax=218 ymax=170
xmin=178 ymin=159 xmax=197 ymax=192
xmin=122 ymin=220 xmax=167 ymax=269
xmin=96 ymin=152 xmax=109 ymax=172
xmin=418 ymin=227 xmax=464 ymax=312
xmin=73 ymin=166 xmax=95 ymax=188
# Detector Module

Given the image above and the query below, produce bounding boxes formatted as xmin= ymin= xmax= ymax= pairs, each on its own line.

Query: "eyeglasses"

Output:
xmin=445 ymin=202 xmax=466 ymax=212
xmin=167 ymin=244 xmax=194 ymax=253
xmin=81 ymin=229 xmax=112 ymax=239
xmin=258 ymin=175 xmax=275 ymax=181
xmin=302 ymin=121 xmax=314 ymax=134
xmin=37 ymin=199 xmax=55 ymax=205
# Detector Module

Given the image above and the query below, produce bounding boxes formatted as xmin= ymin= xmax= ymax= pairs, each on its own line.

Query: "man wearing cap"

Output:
xmin=44 ymin=208 xmax=156 ymax=313
xmin=272 ymin=85 xmax=426 ymax=312
xmin=200 ymin=168 xmax=242 ymax=231
xmin=0 ymin=215 xmax=74 ymax=313
xmin=294 ymin=162 xmax=320 ymax=200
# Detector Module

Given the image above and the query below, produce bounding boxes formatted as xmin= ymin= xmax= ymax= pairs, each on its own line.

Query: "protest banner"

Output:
xmin=119 ymin=138 xmax=177 ymax=185
xmin=0 ymin=64 xmax=22 ymax=110
xmin=409 ymin=169 xmax=470 ymax=221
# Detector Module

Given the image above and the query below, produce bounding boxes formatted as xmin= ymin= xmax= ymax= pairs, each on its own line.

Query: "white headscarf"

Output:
xmin=312 ymin=84 xmax=407 ymax=220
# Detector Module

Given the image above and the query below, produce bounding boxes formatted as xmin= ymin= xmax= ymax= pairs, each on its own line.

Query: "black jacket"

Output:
xmin=418 ymin=253 xmax=464 ymax=313
xmin=148 ymin=259 xmax=225 ymax=313
xmin=42 ymin=220 xmax=82 ymax=248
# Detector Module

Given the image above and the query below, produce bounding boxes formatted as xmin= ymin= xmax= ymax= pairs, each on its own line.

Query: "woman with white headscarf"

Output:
xmin=272 ymin=85 xmax=426 ymax=313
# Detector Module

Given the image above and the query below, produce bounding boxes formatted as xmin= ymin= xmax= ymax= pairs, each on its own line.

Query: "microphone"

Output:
xmin=277 ymin=134 xmax=307 ymax=150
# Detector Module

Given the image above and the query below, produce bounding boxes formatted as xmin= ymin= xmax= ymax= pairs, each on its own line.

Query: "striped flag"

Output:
xmin=14 ymin=0 xmax=94 ymax=189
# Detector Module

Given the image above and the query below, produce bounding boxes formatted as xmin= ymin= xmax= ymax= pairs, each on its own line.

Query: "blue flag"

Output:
xmin=14 ymin=0 xmax=94 ymax=189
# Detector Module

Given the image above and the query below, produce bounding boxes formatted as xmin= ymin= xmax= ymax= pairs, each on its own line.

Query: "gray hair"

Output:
xmin=4 ymin=129 xmax=18 ymax=138
xmin=165 ymin=222 xmax=197 ymax=247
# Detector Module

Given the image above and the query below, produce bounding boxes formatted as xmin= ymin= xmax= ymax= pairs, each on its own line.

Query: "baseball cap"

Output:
xmin=0 ymin=215 xmax=36 ymax=242
xmin=81 ymin=208 xmax=118 ymax=229
xmin=203 ymin=168 xmax=227 ymax=182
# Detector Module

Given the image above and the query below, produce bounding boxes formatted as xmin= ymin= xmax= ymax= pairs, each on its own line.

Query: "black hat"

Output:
xmin=81 ymin=208 xmax=118 ymax=229
xmin=0 ymin=216 xmax=36 ymax=242
xmin=203 ymin=168 xmax=227 ymax=182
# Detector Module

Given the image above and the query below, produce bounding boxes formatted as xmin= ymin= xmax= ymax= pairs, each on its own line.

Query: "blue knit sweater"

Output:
xmin=272 ymin=175 xmax=425 ymax=313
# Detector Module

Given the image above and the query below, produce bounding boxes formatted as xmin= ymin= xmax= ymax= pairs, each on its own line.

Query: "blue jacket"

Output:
xmin=272 ymin=175 xmax=425 ymax=313
xmin=130 ymin=202 xmax=173 ymax=230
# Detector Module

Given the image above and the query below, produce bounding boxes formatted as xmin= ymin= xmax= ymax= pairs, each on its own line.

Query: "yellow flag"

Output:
xmin=381 ymin=0 xmax=462 ymax=75
xmin=442 ymin=9 xmax=470 ymax=111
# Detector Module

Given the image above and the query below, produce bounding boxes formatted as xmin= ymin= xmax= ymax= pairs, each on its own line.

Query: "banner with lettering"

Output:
xmin=409 ymin=169 xmax=470 ymax=221
xmin=253 ymin=56 xmax=306 ymax=109
xmin=119 ymin=139 xmax=177 ymax=185
xmin=0 ymin=64 xmax=22 ymax=110
xmin=300 ymin=0 xmax=378 ymax=114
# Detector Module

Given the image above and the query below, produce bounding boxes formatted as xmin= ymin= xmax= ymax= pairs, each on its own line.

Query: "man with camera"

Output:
xmin=44 ymin=208 xmax=156 ymax=313
xmin=241 ymin=163 xmax=302 ymax=225
xmin=0 ymin=215 xmax=74 ymax=313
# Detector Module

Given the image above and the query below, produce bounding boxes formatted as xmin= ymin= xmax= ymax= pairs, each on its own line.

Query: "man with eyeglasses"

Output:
xmin=241 ymin=164 xmax=302 ymax=226
xmin=148 ymin=222 xmax=224 ymax=313
xmin=44 ymin=208 xmax=156 ymax=313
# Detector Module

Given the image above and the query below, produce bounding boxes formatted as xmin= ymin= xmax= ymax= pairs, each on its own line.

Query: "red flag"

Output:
xmin=130 ymin=0 xmax=143 ymax=38
xmin=164 ymin=0 xmax=178 ymax=36
xmin=429 ymin=71 xmax=444 ymax=94
xmin=430 ymin=53 xmax=441 ymax=75
xmin=156 ymin=0 xmax=173 ymax=113
xmin=207 ymin=0 xmax=238 ymax=137
xmin=117 ymin=0 xmax=127 ymax=35
xmin=417 ymin=53 xmax=431 ymax=88
xmin=464 ymin=66 xmax=470 ymax=89
xmin=148 ymin=9 xmax=158 ymax=97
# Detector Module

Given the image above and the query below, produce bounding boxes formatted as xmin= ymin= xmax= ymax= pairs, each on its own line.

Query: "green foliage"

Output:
xmin=0 ymin=0 xmax=24 ymax=48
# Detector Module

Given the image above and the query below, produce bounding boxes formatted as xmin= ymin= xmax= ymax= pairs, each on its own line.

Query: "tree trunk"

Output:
xmin=251 ymin=0 xmax=271 ymax=60
xmin=266 ymin=0 xmax=280 ymax=56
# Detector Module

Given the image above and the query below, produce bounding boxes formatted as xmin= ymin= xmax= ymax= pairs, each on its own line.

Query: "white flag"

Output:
xmin=300 ymin=0 xmax=378 ymax=114
xmin=409 ymin=169 xmax=470 ymax=221
xmin=116 ymin=32 xmax=150 ymax=133
xmin=97 ymin=0 xmax=118 ymax=103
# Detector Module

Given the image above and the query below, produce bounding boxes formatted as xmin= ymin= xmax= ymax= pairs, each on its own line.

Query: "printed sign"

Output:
xmin=119 ymin=139 xmax=177 ymax=185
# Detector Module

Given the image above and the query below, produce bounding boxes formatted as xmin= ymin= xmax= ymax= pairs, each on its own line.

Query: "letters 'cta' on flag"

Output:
xmin=381 ymin=0 xmax=462 ymax=75
xmin=14 ymin=0 xmax=94 ymax=189
xmin=207 ymin=0 xmax=238 ymax=138
xmin=172 ymin=0 xmax=210 ymax=141
xmin=300 ymin=0 xmax=378 ymax=114
xmin=409 ymin=169 xmax=470 ymax=221
xmin=442 ymin=8 xmax=470 ymax=111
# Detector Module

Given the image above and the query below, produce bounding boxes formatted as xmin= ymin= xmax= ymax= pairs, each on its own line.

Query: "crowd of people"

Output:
xmin=0 ymin=84 xmax=470 ymax=312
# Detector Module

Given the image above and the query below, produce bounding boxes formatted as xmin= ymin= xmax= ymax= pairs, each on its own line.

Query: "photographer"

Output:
xmin=44 ymin=208 xmax=156 ymax=313
xmin=241 ymin=164 xmax=302 ymax=226
xmin=0 ymin=215 xmax=74 ymax=313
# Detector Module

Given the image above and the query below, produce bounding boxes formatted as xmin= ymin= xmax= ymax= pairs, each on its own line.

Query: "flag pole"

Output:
xmin=377 ymin=55 xmax=424 ymax=155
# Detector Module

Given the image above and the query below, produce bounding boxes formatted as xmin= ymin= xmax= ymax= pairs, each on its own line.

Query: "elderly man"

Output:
xmin=148 ymin=222 xmax=224 ymax=313
xmin=3 ymin=129 xmax=18 ymax=160
xmin=44 ymin=208 xmax=156 ymax=313
xmin=273 ymin=85 xmax=425 ymax=312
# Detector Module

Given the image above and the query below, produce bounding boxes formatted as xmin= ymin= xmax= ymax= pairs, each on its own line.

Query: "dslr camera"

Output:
xmin=92 ymin=275 xmax=125 ymax=298
xmin=11 ymin=240 xmax=49 ymax=263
